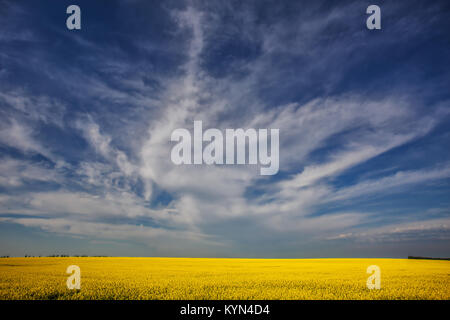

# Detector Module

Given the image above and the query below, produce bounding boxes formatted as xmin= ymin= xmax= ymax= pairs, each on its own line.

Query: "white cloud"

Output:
xmin=0 ymin=119 xmax=53 ymax=158
xmin=326 ymin=217 xmax=450 ymax=242
xmin=0 ymin=158 xmax=61 ymax=187
xmin=330 ymin=165 xmax=450 ymax=202
xmin=76 ymin=118 xmax=136 ymax=177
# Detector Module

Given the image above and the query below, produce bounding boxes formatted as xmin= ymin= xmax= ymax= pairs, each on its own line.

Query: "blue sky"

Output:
xmin=0 ymin=0 xmax=449 ymax=258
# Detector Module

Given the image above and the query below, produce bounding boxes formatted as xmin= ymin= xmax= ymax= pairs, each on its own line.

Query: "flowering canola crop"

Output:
xmin=0 ymin=258 xmax=448 ymax=300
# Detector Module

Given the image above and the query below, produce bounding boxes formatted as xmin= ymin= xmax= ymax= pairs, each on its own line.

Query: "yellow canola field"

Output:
xmin=0 ymin=257 xmax=448 ymax=300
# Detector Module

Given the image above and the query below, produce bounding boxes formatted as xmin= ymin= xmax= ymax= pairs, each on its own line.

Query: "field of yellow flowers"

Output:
xmin=0 ymin=258 xmax=448 ymax=299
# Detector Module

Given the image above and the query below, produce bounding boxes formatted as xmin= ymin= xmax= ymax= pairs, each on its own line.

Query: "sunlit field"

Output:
xmin=0 ymin=258 xmax=448 ymax=300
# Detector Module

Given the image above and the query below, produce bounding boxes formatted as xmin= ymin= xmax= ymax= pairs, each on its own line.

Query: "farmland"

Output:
xmin=0 ymin=258 xmax=448 ymax=299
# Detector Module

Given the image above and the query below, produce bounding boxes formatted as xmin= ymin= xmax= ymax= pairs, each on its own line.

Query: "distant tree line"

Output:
xmin=408 ymin=256 xmax=450 ymax=261
xmin=0 ymin=255 xmax=111 ymax=258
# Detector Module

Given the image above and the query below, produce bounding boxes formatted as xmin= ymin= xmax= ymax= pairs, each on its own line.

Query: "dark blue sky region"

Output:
xmin=0 ymin=0 xmax=449 ymax=257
